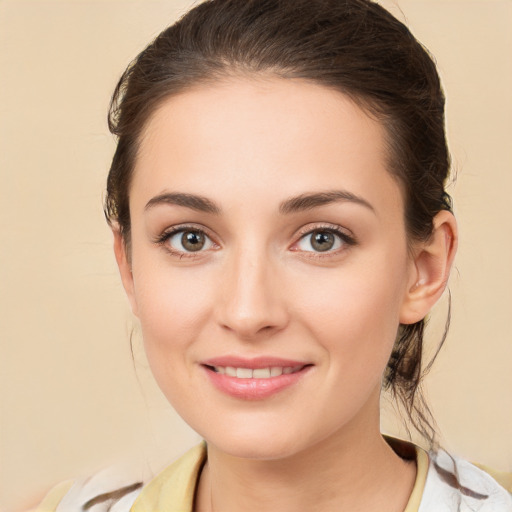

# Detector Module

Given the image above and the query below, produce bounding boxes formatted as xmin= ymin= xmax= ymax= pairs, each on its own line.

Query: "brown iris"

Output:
xmin=310 ymin=230 xmax=335 ymax=252
xmin=181 ymin=231 xmax=206 ymax=251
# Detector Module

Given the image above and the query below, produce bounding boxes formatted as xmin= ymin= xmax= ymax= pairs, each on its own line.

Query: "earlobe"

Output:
xmin=112 ymin=227 xmax=139 ymax=317
xmin=399 ymin=210 xmax=458 ymax=324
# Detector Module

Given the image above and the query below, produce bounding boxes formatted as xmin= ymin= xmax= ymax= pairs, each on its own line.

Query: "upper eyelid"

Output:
xmin=160 ymin=223 xmax=216 ymax=239
xmin=158 ymin=222 xmax=351 ymax=239
xmin=155 ymin=222 xmax=355 ymax=252
xmin=154 ymin=223 xmax=218 ymax=249
xmin=293 ymin=223 xmax=356 ymax=248
xmin=156 ymin=225 xmax=218 ymax=257
xmin=295 ymin=222 xmax=353 ymax=237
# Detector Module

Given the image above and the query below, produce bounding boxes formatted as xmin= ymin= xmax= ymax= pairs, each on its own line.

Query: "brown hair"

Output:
xmin=105 ymin=0 xmax=452 ymax=446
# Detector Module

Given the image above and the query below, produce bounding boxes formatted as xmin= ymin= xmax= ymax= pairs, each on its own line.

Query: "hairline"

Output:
xmin=116 ymin=69 xmax=412 ymax=249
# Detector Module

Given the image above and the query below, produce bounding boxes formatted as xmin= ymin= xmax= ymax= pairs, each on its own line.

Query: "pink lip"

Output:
xmin=201 ymin=356 xmax=312 ymax=400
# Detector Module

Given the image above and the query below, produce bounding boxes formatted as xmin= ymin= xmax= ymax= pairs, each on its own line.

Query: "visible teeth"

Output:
xmin=253 ymin=368 xmax=271 ymax=379
xmin=270 ymin=367 xmax=283 ymax=377
xmin=212 ymin=365 xmax=303 ymax=378
xmin=225 ymin=366 xmax=237 ymax=377
xmin=236 ymin=368 xmax=253 ymax=379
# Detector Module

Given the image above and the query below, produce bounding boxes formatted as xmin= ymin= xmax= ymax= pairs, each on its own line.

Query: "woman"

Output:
xmin=33 ymin=0 xmax=512 ymax=510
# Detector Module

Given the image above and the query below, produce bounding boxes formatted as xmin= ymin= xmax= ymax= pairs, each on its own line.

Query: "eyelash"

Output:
xmin=293 ymin=224 xmax=357 ymax=259
xmin=154 ymin=223 xmax=356 ymax=260
xmin=154 ymin=224 xmax=217 ymax=259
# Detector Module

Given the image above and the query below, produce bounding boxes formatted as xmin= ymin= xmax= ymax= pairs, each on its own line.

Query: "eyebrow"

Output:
xmin=145 ymin=192 xmax=221 ymax=214
xmin=144 ymin=190 xmax=375 ymax=215
xmin=279 ymin=190 xmax=375 ymax=215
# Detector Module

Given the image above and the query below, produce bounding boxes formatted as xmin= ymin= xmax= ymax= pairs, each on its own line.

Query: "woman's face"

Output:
xmin=121 ymin=77 xmax=418 ymax=459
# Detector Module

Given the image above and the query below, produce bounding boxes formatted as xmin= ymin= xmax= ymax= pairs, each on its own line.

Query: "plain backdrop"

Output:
xmin=1 ymin=0 xmax=511 ymax=510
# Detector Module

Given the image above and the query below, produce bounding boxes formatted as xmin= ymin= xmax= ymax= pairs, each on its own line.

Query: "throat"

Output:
xmin=194 ymin=435 xmax=418 ymax=512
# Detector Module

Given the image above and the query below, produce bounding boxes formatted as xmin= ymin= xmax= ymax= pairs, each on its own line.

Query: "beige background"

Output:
xmin=1 ymin=0 xmax=511 ymax=510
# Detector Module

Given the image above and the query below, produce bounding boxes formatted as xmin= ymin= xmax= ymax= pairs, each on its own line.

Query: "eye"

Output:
xmin=159 ymin=227 xmax=216 ymax=255
xmin=294 ymin=227 xmax=355 ymax=254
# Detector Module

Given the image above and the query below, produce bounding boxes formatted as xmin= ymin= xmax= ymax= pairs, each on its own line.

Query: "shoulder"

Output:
xmin=420 ymin=448 xmax=512 ymax=512
xmin=33 ymin=443 xmax=206 ymax=512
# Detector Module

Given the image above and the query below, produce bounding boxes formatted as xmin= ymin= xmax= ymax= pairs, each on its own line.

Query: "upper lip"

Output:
xmin=201 ymin=356 xmax=310 ymax=369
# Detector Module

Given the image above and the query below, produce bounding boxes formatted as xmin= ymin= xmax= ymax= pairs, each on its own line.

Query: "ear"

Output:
xmin=400 ymin=210 xmax=458 ymax=324
xmin=113 ymin=226 xmax=139 ymax=317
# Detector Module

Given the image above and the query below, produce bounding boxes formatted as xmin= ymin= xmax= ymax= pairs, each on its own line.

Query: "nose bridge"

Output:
xmin=217 ymin=241 xmax=287 ymax=339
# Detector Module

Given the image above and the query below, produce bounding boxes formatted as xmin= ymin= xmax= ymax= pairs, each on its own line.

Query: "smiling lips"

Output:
xmin=212 ymin=365 xmax=303 ymax=378
xmin=202 ymin=357 xmax=311 ymax=400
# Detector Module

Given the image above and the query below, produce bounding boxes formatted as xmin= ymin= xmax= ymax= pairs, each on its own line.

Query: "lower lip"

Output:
xmin=203 ymin=366 xmax=311 ymax=400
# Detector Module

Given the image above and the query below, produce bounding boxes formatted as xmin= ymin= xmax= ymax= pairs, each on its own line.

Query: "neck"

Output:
xmin=195 ymin=397 xmax=416 ymax=512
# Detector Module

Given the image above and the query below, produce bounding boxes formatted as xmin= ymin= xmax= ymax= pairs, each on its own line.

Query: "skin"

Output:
xmin=114 ymin=77 xmax=457 ymax=511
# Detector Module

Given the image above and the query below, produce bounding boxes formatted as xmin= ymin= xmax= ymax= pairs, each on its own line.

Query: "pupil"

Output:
xmin=182 ymin=231 xmax=205 ymax=251
xmin=312 ymin=231 xmax=334 ymax=252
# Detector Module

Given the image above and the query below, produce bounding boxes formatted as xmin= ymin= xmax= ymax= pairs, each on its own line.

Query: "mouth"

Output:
xmin=206 ymin=365 xmax=305 ymax=379
xmin=201 ymin=358 xmax=313 ymax=400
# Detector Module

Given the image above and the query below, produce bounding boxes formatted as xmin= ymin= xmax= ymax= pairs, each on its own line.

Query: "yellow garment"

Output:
xmin=134 ymin=443 xmax=428 ymax=511
xmin=405 ymin=446 xmax=429 ymax=511
xmin=31 ymin=480 xmax=74 ymax=512
xmin=38 ymin=439 xmax=512 ymax=512
xmin=37 ymin=441 xmax=428 ymax=511
xmin=132 ymin=443 xmax=206 ymax=512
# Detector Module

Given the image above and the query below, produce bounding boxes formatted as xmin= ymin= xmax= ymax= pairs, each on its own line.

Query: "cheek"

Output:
xmin=286 ymin=256 xmax=409 ymax=425
xmin=291 ymin=252 xmax=409 ymax=362
xmin=133 ymin=268 xmax=216 ymax=410
xmin=130 ymin=255 xmax=214 ymax=369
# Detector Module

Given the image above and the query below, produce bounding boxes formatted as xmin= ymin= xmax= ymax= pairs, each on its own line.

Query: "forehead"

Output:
xmin=132 ymin=77 xmax=402 ymax=216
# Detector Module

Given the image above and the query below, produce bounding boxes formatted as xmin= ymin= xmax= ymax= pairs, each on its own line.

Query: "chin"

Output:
xmin=210 ymin=435 xmax=305 ymax=461
xmin=196 ymin=415 xmax=323 ymax=461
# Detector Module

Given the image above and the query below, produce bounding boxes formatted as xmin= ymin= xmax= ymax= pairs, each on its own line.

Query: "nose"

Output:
xmin=215 ymin=248 xmax=289 ymax=340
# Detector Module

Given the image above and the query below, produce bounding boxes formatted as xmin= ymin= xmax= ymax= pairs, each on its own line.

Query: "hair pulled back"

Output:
xmin=106 ymin=0 xmax=453 ymax=446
